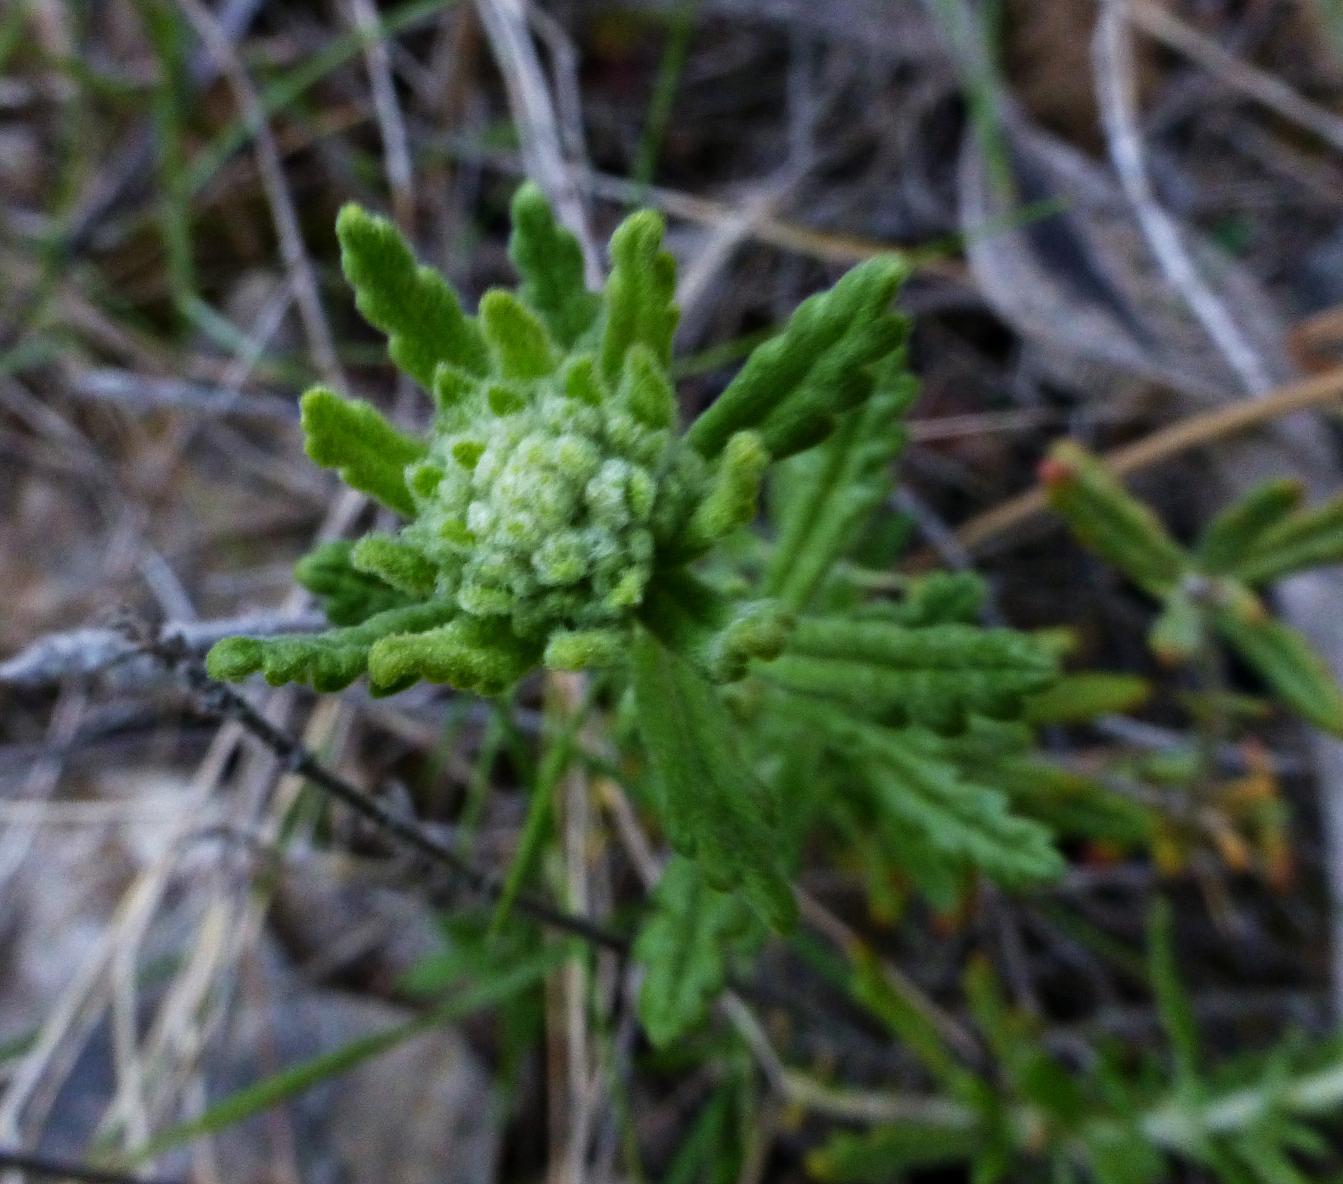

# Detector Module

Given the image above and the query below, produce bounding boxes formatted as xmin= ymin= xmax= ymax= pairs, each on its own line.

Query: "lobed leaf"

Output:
xmin=299 ymin=387 xmax=427 ymax=517
xmin=336 ymin=203 xmax=488 ymax=386
xmin=634 ymin=855 xmax=766 ymax=1046
xmin=630 ymin=628 xmax=796 ymax=930
xmin=765 ymin=368 xmax=913 ymax=612
xmin=367 ymin=615 xmax=541 ymax=697
xmin=888 ymin=571 xmax=988 ymax=627
xmin=205 ymin=600 xmax=458 ymax=693
xmin=685 ymin=256 xmax=908 ymax=460
xmin=1042 ymin=441 xmax=1189 ymax=598
xmin=598 ymin=209 xmax=678 ymax=385
xmin=507 ymin=181 xmax=601 ymax=348
xmin=847 ymin=720 xmax=1065 ymax=887
xmin=759 ymin=616 xmax=1058 ymax=732
xmin=542 ymin=627 xmax=628 ymax=671
xmin=617 ymin=343 xmax=676 ymax=429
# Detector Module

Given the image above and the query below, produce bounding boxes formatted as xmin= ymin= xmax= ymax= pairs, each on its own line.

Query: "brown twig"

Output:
xmin=1128 ymin=0 xmax=1343 ymax=158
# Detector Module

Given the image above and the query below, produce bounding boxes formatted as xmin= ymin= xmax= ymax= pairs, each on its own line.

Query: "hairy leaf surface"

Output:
xmin=336 ymin=204 xmax=488 ymax=385
xmin=631 ymin=629 xmax=796 ymax=929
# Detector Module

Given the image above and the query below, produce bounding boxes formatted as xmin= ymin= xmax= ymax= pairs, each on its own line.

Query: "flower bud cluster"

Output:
xmin=399 ymin=360 xmax=707 ymax=644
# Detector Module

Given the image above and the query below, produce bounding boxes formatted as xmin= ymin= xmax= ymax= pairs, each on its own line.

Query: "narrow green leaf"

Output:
xmin=1149 ymin=898 xmax=1200 ymax=1089
xmin=1149 ymin=585 xmax=1205 ymax=665
xmin=1196 ymin=479 xmax=1303 ymax=575
xmin=508 ymin=180 xmax=601 ymax=347
xmin=1214 ymin=609 xmax=1343 ymax=736
xmin=1042 ymin=441 xmax=1189 ymax=597
xmin=1226 ymin=492 xmax=1343 ymax=586
xmin=1021 ymin=673 xmax=1151 ymax=725
xmin=634 ymin=855 xmax=766 ymax=1046
xmin=630 ymin=629 xmax=796 ymax=929
xmin=848 ymin=946 xmax=963 ymax=1086
xmin=336 ymin=203 xmax=488 ymax=386
xmin=299 ymin=387 xmax=427 ymax=517
xmin=685 ymin=256 xmax=908 ymax=459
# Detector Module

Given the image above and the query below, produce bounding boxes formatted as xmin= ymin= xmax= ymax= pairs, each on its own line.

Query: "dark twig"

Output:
xmin=0 ymin=1149 xmax=183 ymax=1184
xmin=162 ymin=641 xmax=629 ymax=955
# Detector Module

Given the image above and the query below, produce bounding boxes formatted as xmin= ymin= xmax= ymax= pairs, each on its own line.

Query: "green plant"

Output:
xmin=1042 ymin=441 xmax=1343 ymax=737
xmin=200 ymin=184 xmax=1343 ymax=1180
xmin=207 ymin=181 xmax=1065 ymax=1006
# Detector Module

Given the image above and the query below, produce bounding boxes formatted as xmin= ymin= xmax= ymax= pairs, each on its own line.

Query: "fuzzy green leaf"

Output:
xmin=336 ymin=203 xmax=488 ymax=386
xmin=1214 ymin=609 xmax=1343 ymax=736
xmin=351 ymin=533 xmax=437 ymax=598
xmin=759 ymin=616 xmax=1058 ymax=732
xmin=507 ymin=181 xmax=600 ymax=348
xmin=765 ymin=369 xmax=913 ymax=611
xmin=294 ymin=541 xmax=414 ymax=626
xmin=598 ymin=209 xmax=678 ymax=385
xmin=479 ymin=288 xmax=559 ymax=380
xmin=672 ymin=430 xmax=769 ymax=558
xmin=1223 ymin=491 xmax=1343 ymax=586
xmin=1196 ymin=479 xmax=1303 ymax=575
xmin=634 ymin=855 xmax=766 ymax=1046
xmin=367 ymin=616 xmax=541 ymax=697
xmin=1043 ymin=441 xmax=1189 ymax=597
xmin=631 ymin=629 xmax=796 ymax=930
xmin=299 ymin=387 xmax=427 ymax=517
xmin=542 ymin=628 xmax=628 ymax=671
xmin=617 ymin=343 xmax=676 ymax=429
xmin=205 ymin=601 xmax=458 ymax=694
xmin=685 ymin=256 xmax=908 ymax=460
